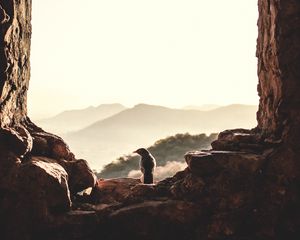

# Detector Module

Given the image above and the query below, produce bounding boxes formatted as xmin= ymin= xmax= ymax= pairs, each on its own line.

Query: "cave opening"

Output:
xmin=28 ymin=0 xmax=259 ymax=178
xmin=1 ymin=0 xmax=299 ymax=239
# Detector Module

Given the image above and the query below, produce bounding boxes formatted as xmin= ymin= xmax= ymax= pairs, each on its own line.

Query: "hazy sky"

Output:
xmin=28 ymin=0 xmax=259 ymax=119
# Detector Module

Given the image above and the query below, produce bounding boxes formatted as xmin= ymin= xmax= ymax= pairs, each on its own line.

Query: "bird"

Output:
xmin=133 ymin=148 xmax=156 ymax=184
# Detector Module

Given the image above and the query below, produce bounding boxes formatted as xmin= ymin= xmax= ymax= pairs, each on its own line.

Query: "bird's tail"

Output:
xmin=143 ymin=171 xmax=154 ymax=184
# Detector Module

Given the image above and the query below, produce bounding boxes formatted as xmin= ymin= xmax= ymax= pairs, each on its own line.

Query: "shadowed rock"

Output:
xmin=185 ymin=150 xmax=266 ymax=176
xmin=17 ymin=157 xmax=72 ymax=212
xmin=62 ymin=159 xmax=97 ymax=193
xmin=91 ymin=178 xmax=141 ymax=204
xmin=0 ymin=127 xmax=33 ymax=157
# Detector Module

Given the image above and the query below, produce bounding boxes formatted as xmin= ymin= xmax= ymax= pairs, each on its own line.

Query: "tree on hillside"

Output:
xmin=96 ymin=133 xmax=217 ymax=179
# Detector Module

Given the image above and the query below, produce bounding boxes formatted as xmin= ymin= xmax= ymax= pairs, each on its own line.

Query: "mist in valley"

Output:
xmin=35 ymin=103 xmax=257 ymax=177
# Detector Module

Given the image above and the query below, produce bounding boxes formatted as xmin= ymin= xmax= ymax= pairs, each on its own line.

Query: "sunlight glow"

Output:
xmin=29 ymin=0 xmax=259 ymax=119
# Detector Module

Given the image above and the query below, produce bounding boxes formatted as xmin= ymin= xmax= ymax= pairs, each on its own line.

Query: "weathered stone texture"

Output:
xmin=0 ymin=2 xmax=96 ymax=239
xmin=256 ymin=0 xmax=300 ymax=142
xmin=0 ymin=0 xmax=32 ymax=127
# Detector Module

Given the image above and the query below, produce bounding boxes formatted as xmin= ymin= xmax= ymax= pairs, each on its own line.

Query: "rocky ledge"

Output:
xmin=0 ymin=120 xmax=97 ymax=240
xmin=13 ymin=128 xmax=296 ymax=240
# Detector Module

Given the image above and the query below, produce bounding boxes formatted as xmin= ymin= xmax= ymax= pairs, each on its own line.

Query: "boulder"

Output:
xmin=16 ymin=156 xmax=72 ymax=213
xmin=31 ymin=131 xmax=75 ymax=161
xmin=61 ymin=159 xmax=97 ymax=193
xmin=0 ymin=156 xmax=72 ymax=239
xmin=0 ymin=127 xmax=33 ymax=157
xmin=91 ymin=178 xmax=141 ymax=204
xmin=185 ymin=150 xmax=266 ymax=177
xmin=211 ymin=129 xmax=264 ymax=153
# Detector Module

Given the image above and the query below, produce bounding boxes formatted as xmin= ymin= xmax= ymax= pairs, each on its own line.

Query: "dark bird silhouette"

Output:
xmin=133 ymin=148 xmax=156 ymax=184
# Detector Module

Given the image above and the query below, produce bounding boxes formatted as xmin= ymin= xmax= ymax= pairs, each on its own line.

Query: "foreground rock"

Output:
xmin=34 ymin=143 xmax=298 ymax=240
xmin=102 ymin=200 xmax=202 ymax=240
xmin=0 ymin=130 xmax=96 ymax=240
xmin=185 ymin=150 xmax=266 ymax=176
xmin=53 ymin=141 xmax=297 ymax=239
xmin=0 ymin=126 xmax=299 ymax=239
xmin=0 ymin=156 xmax=71 ymax=239
xmin=18 ymin=157 xmax=72 ymax=212
xmin=90 ymin=178 xmax=142 ymax=203
xmin=60 ymin=159 xmax=97 ymax=193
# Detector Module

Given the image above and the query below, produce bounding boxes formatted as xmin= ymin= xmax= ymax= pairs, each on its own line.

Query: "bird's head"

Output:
xmin=133 ymin=148 xmax=150 ymax=156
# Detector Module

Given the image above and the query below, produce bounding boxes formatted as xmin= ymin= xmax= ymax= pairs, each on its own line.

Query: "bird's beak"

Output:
xmin=133 ymin=150 xmax=137 ymax=154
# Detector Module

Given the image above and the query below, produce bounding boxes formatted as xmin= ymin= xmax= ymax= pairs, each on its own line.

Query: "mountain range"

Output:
xmin=182 ymin=104 xmax=220 ymax=111
xmin=42 ymin=103 xmax=258 ymax=170
xmin=36 ymin=103 xmax=126 ymax=134
xmin=68 ymin=103 xmax=257 ymax=139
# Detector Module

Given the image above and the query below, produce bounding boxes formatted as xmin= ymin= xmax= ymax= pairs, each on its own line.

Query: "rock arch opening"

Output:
xmin=0 ymin=0 xmax=299 ymax=239
xmin=28 ymin=1 xmax=259 ymax=173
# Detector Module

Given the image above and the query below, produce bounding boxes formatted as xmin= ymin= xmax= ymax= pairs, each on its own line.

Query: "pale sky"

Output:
xmin=28 ymin=0 xmax=259 ymax=119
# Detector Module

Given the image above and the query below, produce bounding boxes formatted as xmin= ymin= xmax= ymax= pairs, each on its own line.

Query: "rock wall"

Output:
xmin=256 ymin=0 xmax=300 ymax=143
xmin=256 ymin=0 xmax=300 ymax=188
xmin=0 ymin=0 xmax=31 ymax=127
xmin=0 ymin=1 xmax=96 ymax=239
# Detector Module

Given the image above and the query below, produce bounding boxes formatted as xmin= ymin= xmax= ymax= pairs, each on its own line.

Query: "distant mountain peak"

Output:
xmin=36 ymin=103 xmax=127 ymax=134
xmin=134 ymin=103 xmax=152 ymax=108
xmin=133 ymin=103 xmax=170 ymax=110
xmin=96 ymin=103 xmax=126 ymax=108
